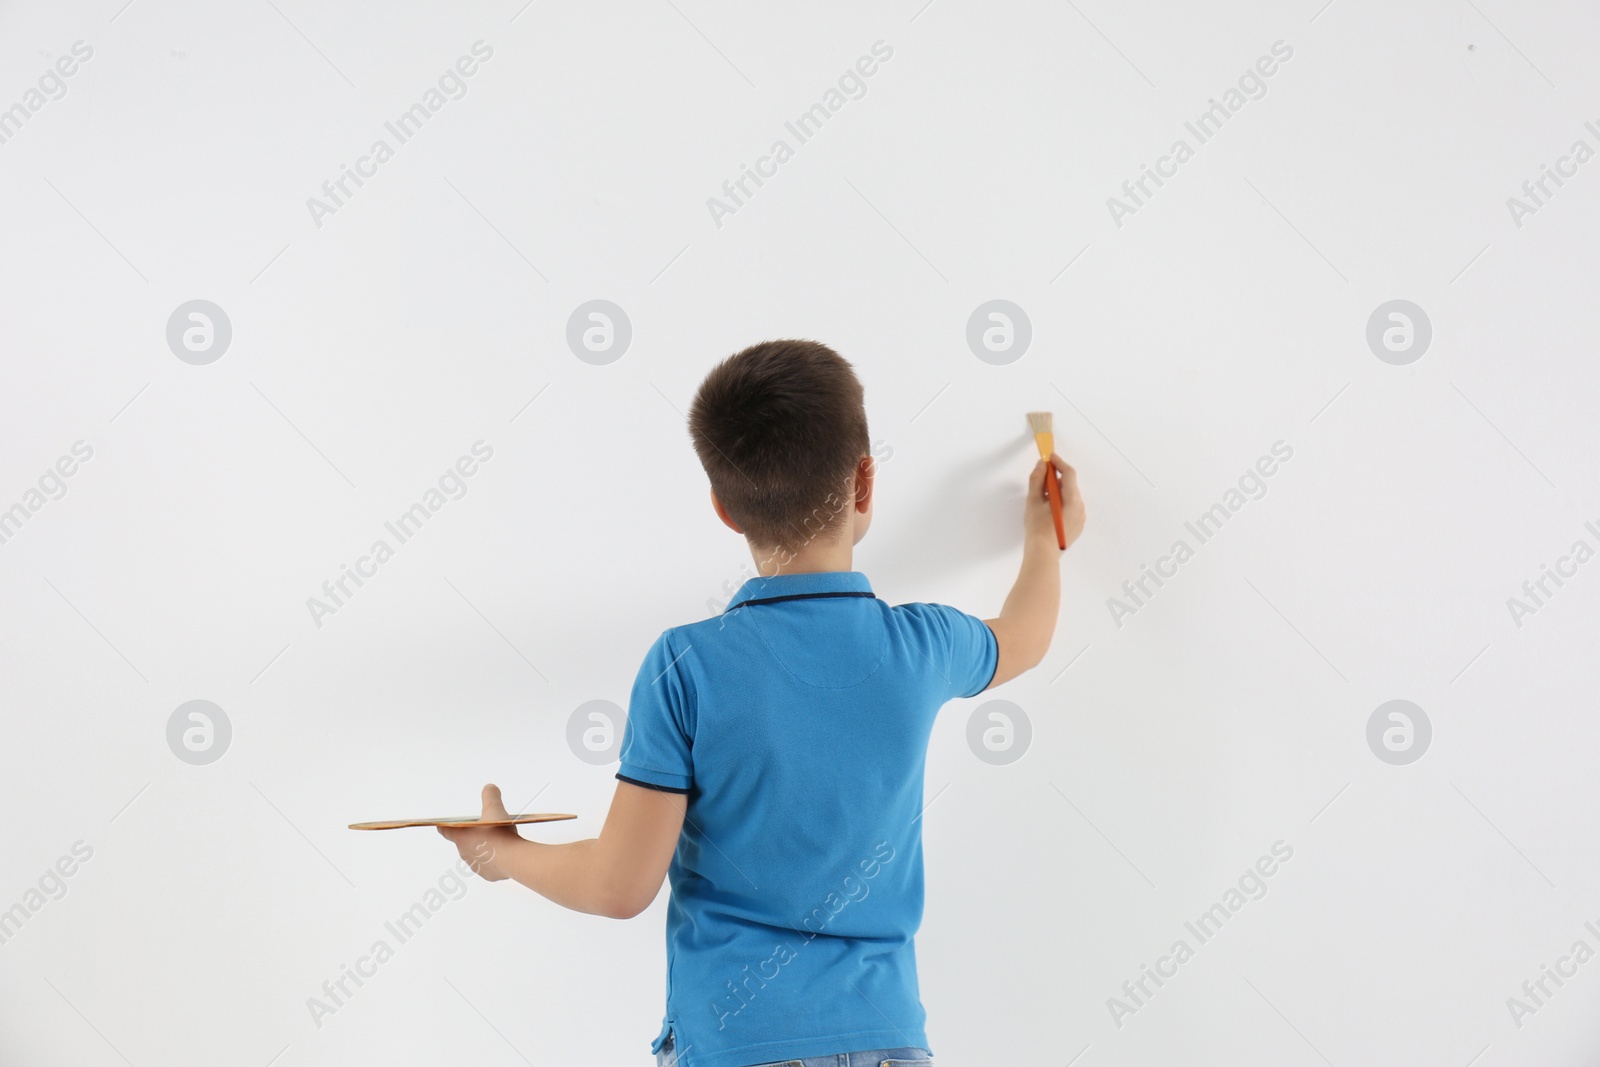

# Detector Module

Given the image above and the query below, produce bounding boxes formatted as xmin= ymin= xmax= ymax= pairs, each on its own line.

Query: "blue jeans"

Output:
xmin=655 ymin=1030 xmax=933 ymax=1067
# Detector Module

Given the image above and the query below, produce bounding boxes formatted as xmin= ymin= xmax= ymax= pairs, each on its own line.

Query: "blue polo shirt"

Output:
xmin=615 ymin=569 xmax=998 ymax=1067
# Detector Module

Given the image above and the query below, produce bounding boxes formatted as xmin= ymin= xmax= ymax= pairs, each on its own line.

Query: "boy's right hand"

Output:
xmin=1027 ymin=453 xmax=1085 ymax=551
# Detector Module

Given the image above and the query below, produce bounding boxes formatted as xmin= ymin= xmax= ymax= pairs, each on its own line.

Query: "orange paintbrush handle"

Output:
xmin=1043 ymin=461 xmax=1066 ymax=549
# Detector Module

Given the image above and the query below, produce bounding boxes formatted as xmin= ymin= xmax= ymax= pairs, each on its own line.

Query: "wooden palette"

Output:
xmin=348 ymin=813 xmax=577 ymax=831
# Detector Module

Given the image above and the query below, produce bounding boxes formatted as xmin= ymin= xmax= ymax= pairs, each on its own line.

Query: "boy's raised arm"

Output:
xmin=983 ymin=453 xmax=1083 ymax=690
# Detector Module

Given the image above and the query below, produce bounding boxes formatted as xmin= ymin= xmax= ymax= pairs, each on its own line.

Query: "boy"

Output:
xmin=440 ymin=340 xmax=1085 ymax=1066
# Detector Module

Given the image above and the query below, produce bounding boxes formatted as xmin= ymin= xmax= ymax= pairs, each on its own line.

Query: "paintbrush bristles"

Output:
xmin=1027 ymin=411 xmax=1055 ymax=460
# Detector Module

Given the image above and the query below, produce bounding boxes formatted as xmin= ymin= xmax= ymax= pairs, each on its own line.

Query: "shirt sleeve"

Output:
xmin=615 ymin=628 xmax=695 ymax=794
xmin=900 ymin=602 xmax=1000 ymax=700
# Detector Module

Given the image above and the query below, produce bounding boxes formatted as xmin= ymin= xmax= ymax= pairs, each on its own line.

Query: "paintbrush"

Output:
xmin=1026 ymin=411 xmax=1067 ymax=550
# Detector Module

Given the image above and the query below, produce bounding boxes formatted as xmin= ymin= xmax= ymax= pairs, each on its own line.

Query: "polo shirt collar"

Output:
xmin=724 ymin=569 xmax=874 ymax=612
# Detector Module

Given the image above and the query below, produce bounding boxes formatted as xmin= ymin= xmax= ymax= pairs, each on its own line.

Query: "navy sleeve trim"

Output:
xmin=616 ymin=773 xmax=691 ymax=795
xmin=975 ymin=620 xmax=1001 ymax=696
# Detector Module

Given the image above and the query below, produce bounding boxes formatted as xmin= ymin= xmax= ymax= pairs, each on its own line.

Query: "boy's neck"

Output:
xmin=749 ymin=536 xmax=853 ymax=578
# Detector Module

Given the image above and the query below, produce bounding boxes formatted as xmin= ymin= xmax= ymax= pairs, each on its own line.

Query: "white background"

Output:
xmin=2 ymin=2 xmax=1598 ymax=1065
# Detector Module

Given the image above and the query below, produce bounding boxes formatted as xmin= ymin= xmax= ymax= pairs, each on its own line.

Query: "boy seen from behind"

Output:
xmin=440 ymin=339 xmax=1085 ymax=1067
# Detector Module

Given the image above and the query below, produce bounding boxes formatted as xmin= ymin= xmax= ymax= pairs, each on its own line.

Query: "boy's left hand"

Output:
xmin=437 ymin=783 xmax=522 ymax=881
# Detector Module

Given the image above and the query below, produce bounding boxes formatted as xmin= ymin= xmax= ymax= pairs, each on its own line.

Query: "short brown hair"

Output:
xmin=688 ymin=339 xmax=870 ymax=553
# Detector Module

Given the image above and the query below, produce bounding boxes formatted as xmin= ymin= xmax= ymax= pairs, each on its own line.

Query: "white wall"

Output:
xmin=2 ymin=2 xmax=1597 ymax=1064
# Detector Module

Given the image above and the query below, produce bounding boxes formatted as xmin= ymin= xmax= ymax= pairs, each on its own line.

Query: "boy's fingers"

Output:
xmin=1048 ymin=454 xmax=1078 ymax=492
xmin=482 ymin=783 xmax=511 ymax=820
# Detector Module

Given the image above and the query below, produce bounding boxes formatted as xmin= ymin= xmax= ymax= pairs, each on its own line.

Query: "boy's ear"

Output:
xmin=853 ymin=454 xmax=875 ymax=513
xmin=710 ymin=489 xmax=744 ymax=534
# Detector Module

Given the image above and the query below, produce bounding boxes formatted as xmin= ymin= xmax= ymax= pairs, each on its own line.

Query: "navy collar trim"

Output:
xmin=728 ymin=590 xmax=877 ymax=610
xmin=723 ymin=570 xmax=874 ymax=613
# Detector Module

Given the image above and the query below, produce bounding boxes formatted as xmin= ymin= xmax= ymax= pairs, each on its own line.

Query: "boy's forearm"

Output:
xmin=996 ymin=534 xmax=1061 ymax=666
xmin=494 ymin=836 xmax=632 ymax=918
xmin=443 ymin=781 xmax=682 ymax=918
